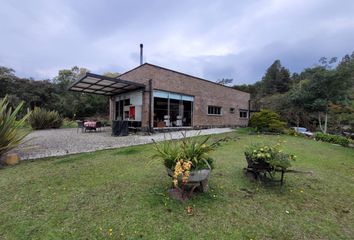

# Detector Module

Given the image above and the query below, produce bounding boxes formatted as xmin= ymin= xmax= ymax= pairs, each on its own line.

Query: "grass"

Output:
xmin=0 ymin=130 xmax=353 ymax=239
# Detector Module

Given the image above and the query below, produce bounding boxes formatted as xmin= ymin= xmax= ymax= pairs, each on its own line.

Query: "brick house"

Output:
xmin=69 ymin=63 xmax=250 ymax=131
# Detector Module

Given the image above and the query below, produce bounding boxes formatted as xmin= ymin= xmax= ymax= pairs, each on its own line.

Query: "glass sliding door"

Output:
xmin=182 ymin=100 xmax=193 ymax=126
xmin=169 ymin=99 xmax=180 ymax=126
xmin=153 ymin=97 xmax=169 ymax=127
xmin=153 ymin=90 xmax=194 ymax=127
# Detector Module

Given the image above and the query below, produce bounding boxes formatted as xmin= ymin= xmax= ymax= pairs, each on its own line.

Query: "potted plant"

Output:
xmin=152 ymin=132 xmax=223 ymax=200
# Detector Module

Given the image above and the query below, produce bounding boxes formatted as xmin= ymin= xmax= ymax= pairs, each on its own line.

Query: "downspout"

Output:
xmin=148 ymin=79 xmax=153 ymax=133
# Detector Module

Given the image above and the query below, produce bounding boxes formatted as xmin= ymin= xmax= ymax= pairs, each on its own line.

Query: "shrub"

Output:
xmin=61 ymin=118 xmax=77 ymax=128
xmin=28 ymin=107 xmax=63 ymax=130
xmin=315 ymin=132 xmax=351 ymax=147
xmin=152 ymin=133 xmax=223 ymax=170
xmin=0 ymin=96 xmax=31 ymax=158
xmin=285 ymin=128 xmax=299 ymax=136
xmin=244 ymin=143 xmax=296 ymax=171
xmin=249 ymin=109 xmax=287 ymax=133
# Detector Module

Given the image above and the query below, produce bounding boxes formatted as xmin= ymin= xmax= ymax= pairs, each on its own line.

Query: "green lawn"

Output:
xmin=1 ymin=130 xmax=353 ymax=239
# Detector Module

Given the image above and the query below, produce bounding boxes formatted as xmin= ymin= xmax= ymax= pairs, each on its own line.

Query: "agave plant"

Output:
xmin=0 ymin=96 xmax=31 ymax=158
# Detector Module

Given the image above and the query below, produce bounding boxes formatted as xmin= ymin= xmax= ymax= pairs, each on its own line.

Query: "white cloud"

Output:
xmin=0 ymin=0 xmax=354 ymax=83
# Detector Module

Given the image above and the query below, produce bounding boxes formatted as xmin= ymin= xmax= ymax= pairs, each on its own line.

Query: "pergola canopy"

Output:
xmin=68 ymin=72 xmax=145 ymax=96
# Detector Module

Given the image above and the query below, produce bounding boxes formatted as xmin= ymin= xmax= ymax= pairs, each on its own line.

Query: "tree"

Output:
xmin=53 ymin=66 xmax=108 ymax=118
xmin=294 ymin=66 xmax=352 ymax=133
xmin=0 ymin=67 xmax=16 ymax=98
xmin=261 ymin=60 xmax=291 ymax=95
xmin=104 ymin=72 xmax=120 ymax=78
xmin=216 ymin=78 xmax=233 ymax=86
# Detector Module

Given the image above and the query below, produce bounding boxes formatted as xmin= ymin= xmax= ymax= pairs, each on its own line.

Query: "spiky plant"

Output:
xmin=0 ymin=96 xmax=30 ymax=158
xmin=28 ymin=107 xmax=63 ymax=129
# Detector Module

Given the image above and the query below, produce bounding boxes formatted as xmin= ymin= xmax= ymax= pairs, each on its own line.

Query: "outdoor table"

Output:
xmin=84 ymin=121 xmax=97 ymax=131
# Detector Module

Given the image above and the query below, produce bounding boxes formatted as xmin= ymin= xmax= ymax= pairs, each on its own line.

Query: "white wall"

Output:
xmin=115 ymin=90 xmax=143 ymax=121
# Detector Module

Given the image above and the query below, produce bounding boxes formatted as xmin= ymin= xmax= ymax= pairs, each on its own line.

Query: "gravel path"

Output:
xmin=14 ymin=127 xmax=234 ymax=160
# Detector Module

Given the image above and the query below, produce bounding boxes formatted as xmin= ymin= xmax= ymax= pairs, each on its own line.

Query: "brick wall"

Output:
xmin=118 ymin=64 xmax=250 ymax=128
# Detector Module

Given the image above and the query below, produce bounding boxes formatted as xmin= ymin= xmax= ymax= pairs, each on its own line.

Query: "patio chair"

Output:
xmin=96 ymin=121 xmax=103 ymax=132
xmin=77 ymin=120 xmax=85 ymax=133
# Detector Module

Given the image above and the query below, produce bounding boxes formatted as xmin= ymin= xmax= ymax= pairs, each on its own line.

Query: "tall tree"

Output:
xmin=295 ymin=65 xmax=352 ymax=133
xmin=261 ymin=60 xmax=291 ymax=95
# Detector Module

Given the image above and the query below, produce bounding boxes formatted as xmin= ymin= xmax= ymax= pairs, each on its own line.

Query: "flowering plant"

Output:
xmin=244 ymin=143 xmax=296 ymax=171
xmin=152 ymin=133 xmax=225 ymax=198
xmin=152 ymin=132 xmax=223 ymax=171
xmin=172 ymin=160 xmax=192 ymax=186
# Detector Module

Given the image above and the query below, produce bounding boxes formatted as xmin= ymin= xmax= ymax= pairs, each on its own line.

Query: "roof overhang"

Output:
xmin=68 ymin=72 xmax=145 ymax=96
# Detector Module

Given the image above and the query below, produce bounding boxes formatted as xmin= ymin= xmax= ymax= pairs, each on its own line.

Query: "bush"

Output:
xmin=0 ymin=96 xmax=31 ymax=158
xmin=244 ymin=143 xmax=296 ymax=171
xmin=61 ymin=118 xmax=78 ymax=128
xmin=28 ymin=107 xmax=63 ymax=130
xmin=249 ymin=109 xmax=287 ymax=133
xmin=315 ymin=132 xmax=351 ymax=147
xmin=285 ymin=128 xmax=299 ymax=136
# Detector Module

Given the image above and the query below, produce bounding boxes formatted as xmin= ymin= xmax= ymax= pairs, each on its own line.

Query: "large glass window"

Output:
xmin=153 ymin=97 xmax=168 ymax=126
xmin=153 ymin=90 xmax=194 ymax=127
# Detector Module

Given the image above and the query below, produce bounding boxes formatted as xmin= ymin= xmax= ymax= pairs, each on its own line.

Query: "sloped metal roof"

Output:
xmin=68 ymin=72 xmax=145 ymax=96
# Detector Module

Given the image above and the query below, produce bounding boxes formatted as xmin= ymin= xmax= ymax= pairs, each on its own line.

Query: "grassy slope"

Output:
xmin=0 ymin=131 xmax=353 ymax=240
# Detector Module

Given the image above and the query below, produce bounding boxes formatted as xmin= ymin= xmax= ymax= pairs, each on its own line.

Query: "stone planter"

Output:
xmin=166 ymin=167 xmax=211 ymax=192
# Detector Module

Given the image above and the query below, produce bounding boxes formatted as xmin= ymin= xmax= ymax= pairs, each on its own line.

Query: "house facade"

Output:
xmin=70 ymin=63 xmax=250 ymax=131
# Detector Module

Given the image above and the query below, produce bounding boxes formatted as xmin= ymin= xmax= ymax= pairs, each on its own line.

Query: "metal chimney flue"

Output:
xmin=140 ymin=43 xmax=143 ymax=65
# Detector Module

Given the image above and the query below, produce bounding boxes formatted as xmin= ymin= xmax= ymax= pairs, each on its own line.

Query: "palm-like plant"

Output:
xmin=0 ymin=96 xmax=30 ymax=158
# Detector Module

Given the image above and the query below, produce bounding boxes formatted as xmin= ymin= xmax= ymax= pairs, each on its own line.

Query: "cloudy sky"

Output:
xmin=1 ymin=0 xmax=354 ymax=84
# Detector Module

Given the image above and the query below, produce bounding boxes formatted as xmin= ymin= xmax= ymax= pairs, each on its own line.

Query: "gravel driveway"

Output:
xmin=14 ymin=127 xmax=234 ymax=160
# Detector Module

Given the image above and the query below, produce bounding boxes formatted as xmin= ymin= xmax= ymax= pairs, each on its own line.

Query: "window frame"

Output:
xmin=239 ymin=109 xmax=248 ymax=118
xmin=208 ymin=106 xmax=222 ymax=116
